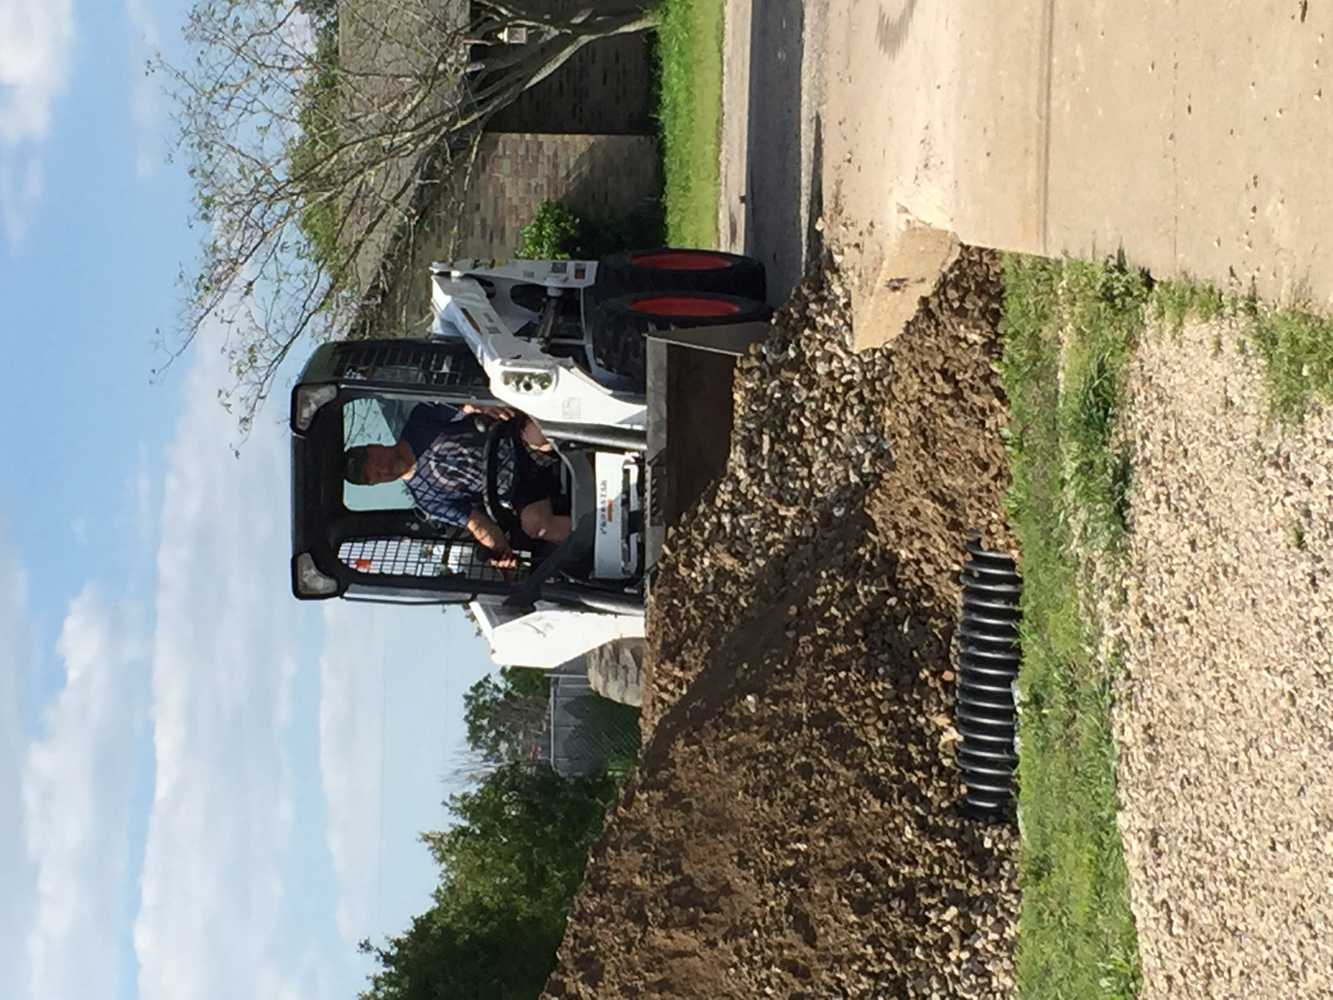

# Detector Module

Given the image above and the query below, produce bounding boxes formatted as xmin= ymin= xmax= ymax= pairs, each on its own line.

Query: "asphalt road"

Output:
xmin=719 ymin=0 xmax=821 ymax=307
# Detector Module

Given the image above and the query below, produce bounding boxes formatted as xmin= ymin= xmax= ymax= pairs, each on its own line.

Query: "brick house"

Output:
xmin=338 ymin=0 xmax=662 ymax=339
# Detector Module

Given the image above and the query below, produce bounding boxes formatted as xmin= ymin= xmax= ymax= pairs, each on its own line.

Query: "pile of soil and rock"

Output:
xmin=543 ymin=247 xmax=1021 ymax=999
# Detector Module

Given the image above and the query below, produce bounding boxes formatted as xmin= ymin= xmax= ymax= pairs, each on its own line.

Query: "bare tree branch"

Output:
xmin=162 ymin=0 xmax=656 ymax=439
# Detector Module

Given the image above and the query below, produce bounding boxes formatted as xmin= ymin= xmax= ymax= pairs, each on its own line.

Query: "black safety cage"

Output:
xmin=289 ymin=338 xmax=641 ymax=612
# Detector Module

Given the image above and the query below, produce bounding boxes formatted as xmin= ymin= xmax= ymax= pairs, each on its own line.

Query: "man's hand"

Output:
xmin=519 ymin=416 xmax=554 ymax=452
xmin=486 ymin=539 xmax=518 ymax=583
xmin=462 ymin=402 xmax=517 ymax=422
xmin=466 ymin=508 xmax=518 ymax=579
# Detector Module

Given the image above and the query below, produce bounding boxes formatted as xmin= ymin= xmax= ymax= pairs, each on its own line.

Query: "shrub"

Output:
xmin=516 ymin=201 xmax=583 ymax=260
xmin=517 ymin=199 xmax=667 ymax=261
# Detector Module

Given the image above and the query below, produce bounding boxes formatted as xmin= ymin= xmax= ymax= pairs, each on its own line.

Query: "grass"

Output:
xmin=1002 ymin=254 xmax=1333 ymax=998
xmin=1148 ymin=275 xmax=1333 ymax=423
xmin=1244 ymin=299 xmax=1333 ymax=423
xmin=1052 ymin=256 xmax=1151 ymax=551
xmin=1000 ymin=255 xmax=1144 ymax=1000
xmin=655 ymin=0 xmax=724 ymax=246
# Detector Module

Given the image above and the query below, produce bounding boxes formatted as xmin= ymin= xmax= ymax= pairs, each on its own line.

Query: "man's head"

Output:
xmin=344 ymin=443 xmax=412 ymax=486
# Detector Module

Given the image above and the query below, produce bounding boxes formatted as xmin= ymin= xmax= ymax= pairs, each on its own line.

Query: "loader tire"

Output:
xmin=590 ymin=291 xmax=772 ymax=389
xmin=586 ymin=638 xmax=645 ymax=707
xmin=597 ymin=248 xmax=767 ymax=303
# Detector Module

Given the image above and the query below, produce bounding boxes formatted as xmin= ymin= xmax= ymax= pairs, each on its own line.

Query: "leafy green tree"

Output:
xmin=295 ymin=0 xmax=338 ymax=18
xmin=357 ymin=763 xmax=616 ymax=1000
xmin=426 ymin=763 xmax=615 ymax=920
xmin=357 ymin=907 xmax=561 ymax=1000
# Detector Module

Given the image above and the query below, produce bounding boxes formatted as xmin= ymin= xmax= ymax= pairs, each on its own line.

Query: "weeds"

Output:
xmin=1001 ymin=254 xmax=1143 ymax=1000
xmin=1150 ymin=275 xmax=1333 ymax=424
xmin=1245 ymin=299 xmax=1333 ymax=423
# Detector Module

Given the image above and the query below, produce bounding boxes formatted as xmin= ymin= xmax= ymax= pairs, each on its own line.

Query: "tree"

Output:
xmin=162 ymin=0 xmax=658 ymax=436
xmin=463 ymin=667 xmax=551 ymax=766
xmin=357 ymin=906 xmax=557 ymax=1000
xmin=426 ymin=762 xmax=615 ymax=921
xmin=357 ymin=762 xmax=616 ymax=1000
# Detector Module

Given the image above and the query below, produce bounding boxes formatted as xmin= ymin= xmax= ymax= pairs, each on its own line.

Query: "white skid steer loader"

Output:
xmin=289 ymin=249 xmax=769 ymax=698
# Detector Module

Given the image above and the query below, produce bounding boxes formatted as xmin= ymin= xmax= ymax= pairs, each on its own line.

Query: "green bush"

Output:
xmin=516 ymin=199 xmax=666 ymax=261
xmin=516 ymin=201 xmax=583 ymax=260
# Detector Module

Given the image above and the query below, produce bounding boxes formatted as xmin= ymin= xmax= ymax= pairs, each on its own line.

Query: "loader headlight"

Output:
xmin=292 ymin=383 xmax=337 ymax=432
xmin=294 ymin=552 xmax=339 ymax=597
xmin=501 ymin=369 xmax=555 ymax=394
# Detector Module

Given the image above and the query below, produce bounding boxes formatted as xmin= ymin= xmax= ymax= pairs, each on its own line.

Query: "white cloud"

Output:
xmin=0 ymin=0 xmax=75 ymax=248
xmin=133 ymin=441 xmax=153 ymax=545
xmin=134 ymin=304 xmax=493 ymax=999
xmin=133 ymin=319 xmax=333 ymax=1000
xmin=318 ymin=609 xmax=387 ymax=944
xmin=0 ymin=532 xmax=36 ymax=1000
xmin=0 ymin=151 xmax=43 ymax=248
xmin=0 ymin=0 xmax=75 ymax=141
xmin=22 ymin=587 xmax=147 ymax=1000
xmin=124 ymin=0 xmax=161 ymax=178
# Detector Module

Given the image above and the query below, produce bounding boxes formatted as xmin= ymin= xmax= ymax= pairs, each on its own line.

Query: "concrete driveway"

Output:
xmin=722 ymin=0 xmax=1333 ymax=325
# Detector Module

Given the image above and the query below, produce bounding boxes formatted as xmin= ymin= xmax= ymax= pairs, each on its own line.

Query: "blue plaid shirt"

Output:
xmin=402 ymin=405 xmax=513 ymax=528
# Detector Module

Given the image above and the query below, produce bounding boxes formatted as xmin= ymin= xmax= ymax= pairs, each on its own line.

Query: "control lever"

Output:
xmin=534 ymin=293 xmax=560 ymax=349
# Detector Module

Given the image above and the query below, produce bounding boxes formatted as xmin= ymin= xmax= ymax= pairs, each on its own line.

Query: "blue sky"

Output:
xmin=0 ymin=2 xmax=497 ymax=998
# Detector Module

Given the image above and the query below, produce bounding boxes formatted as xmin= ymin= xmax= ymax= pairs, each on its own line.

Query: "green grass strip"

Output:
xmin=1000 ymin=255 xmax=1143 ymax=1000
xmin=1243 ymin=299 xmax=1333 ymax=423
xmin=655 ymin=0 xmax=723 ymax=247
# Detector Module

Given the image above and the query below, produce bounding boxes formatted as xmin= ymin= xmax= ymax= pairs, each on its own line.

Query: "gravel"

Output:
xmin=1106 ymin=320 xmax=1333 ymax=1000
xmin=543 ymin=249 xmax=1020 ymax=999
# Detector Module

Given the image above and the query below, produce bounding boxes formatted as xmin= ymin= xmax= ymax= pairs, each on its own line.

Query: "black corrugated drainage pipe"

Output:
xmin=956 ymin=533 xmax=1021 ymax=821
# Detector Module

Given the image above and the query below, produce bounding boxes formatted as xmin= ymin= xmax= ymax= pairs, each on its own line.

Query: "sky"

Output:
xmin=0 ymin=2 xmax=498 ymax=998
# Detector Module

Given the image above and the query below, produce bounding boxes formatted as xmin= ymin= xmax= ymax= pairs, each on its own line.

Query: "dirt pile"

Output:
xmin=544 ymin=249 xmax=1019 ymax=999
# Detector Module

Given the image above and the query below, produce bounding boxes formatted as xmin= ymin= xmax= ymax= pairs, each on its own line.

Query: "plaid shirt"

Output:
xmin=402 ymin=405 xmax=513 ymax=528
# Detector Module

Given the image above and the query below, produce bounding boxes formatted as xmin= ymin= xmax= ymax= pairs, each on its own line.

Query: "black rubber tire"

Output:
xmin=586 ymin=638 xmax=645 ymax=707
xmin=597 ymin=248 xmax=767 ymax=303
xmin=589 ymin=291 xmax=772 ymax=389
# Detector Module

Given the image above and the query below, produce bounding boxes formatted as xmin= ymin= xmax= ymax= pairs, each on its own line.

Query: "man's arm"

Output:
xmin=461 ymin=402 xmax=516 ymax=421
xmin=466 ymin=507 xmax=516 ymax=568
xmin=400 ymin=403 xmax=461 ymax=458
xmin=459 ymin=402 xmax=554 ymax=453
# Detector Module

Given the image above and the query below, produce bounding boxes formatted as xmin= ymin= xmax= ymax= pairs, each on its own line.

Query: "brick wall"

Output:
xmin=458 ymin=132 xmax=661 ymax=254
xmin=362 ymin=132 xmax=662 ymax=338
xmin=339 ymin=0 xmax=661 ymax=336
xmin=486 ymin=29 xmax=655 ymax=135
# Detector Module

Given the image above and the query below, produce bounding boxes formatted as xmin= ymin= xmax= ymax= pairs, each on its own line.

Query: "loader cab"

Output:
xmin=290 ymin=338 xmax=645 ymax=613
